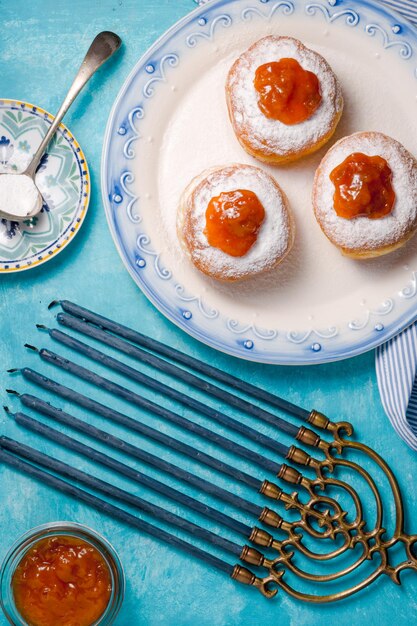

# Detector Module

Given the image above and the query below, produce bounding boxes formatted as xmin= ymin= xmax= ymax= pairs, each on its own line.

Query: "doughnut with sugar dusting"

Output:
xmin=226 ymin=36 xmax=344 ymax=164
xmin=313 ymin=131 xmax=417 ymax=258
xmin=177 ymin=164 xmax=295 ymax=281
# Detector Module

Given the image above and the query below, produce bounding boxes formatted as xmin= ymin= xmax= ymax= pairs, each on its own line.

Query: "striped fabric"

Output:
xmin=376 ymin=326 xmax=417 ymax=450
xmin=406 ymin=370 xmax=417 ymax=438
xmin=382 ymin=0 xmax=417 ymax=24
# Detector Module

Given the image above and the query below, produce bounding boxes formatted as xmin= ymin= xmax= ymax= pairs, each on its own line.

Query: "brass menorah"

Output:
xmin=234 ymin=411 xmax=417 ymax=601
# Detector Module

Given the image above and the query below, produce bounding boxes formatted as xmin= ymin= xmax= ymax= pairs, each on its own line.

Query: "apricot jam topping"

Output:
xmin=12 ymin=535 xmax=112 ymax=626
xmin=204 ymin=189 xmax=265 ymax=257
xmin=254 ymin=58 xmax=322 ymax=125
xmin=330 ymin=152 xmax=396 ymax=220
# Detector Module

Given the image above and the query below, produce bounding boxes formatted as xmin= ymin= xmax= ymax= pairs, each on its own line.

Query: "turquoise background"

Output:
xmin=0 ymin=1 xmax=416 ymax=624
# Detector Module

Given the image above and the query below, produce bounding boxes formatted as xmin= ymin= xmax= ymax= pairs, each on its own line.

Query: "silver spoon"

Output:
xmin=0 ymin=31 xmax=121 ymax=222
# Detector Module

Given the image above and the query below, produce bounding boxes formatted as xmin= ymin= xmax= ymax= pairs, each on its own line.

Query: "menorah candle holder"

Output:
xmin=2 ymin=300 xmax=416 ymax=602
xmin=261 ymin=414 xmax=417 ymax=601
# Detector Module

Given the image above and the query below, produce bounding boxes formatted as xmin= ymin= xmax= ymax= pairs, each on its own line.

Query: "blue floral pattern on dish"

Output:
xmin=0 ymin=100 xmax=90 ymax=272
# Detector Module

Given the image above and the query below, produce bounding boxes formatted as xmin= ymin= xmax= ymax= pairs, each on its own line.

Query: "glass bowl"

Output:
xmin=0 ymin=521 xmax=125 ymax=626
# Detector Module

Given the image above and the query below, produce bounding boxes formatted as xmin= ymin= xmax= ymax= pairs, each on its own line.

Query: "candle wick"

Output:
xmin=6 ymin=389 xmax=20 ymax=397
xmin=48 ymin=300 xmax=60 ymax=310
xmin=36 ymin=324 xmax=49 ymax=332
xmin=24 ymin=344 xmax=39 ymax=352
xmin=6 ymin=369 xmax=19 ymax=374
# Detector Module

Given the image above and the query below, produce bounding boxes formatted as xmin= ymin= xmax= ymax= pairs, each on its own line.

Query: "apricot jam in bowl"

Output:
xmin=0 ymin=522 xmax=124 ymax=626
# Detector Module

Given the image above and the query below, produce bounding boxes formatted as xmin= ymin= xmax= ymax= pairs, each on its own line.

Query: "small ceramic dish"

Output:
xmin=0 ymin=99 xmax=90 ymax=273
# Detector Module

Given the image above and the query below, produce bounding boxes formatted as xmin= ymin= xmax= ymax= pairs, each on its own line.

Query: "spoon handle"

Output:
xmin=24 ymin=31 xmax=121 ymax=178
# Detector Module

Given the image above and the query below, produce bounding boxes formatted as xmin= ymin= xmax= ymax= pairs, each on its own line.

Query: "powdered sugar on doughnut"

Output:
xmin=177 ymin=164 xmax=294 ymax=281
xmin=226 ymin=36 xmax=343 ymax=161
xmin=313 ymin=132 xmax=417 ymax=253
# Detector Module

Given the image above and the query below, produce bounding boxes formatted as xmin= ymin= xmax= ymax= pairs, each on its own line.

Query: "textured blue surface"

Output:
xmin=0 ymin=1 xmax=416 ymax=625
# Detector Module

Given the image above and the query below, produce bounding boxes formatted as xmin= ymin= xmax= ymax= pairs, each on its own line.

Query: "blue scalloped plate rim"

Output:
xmin=101 ymin=0 xmax=417 ymax=365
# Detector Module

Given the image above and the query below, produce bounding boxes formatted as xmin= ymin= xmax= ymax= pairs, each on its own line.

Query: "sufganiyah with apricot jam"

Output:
xmin=313 ymin=132 xmax=417 ymax=259
xmin=177 ymin=164 xmax=295 ymax=281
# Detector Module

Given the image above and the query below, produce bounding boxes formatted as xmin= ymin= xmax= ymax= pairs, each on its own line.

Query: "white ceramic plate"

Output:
xmin=102 ymin=0 xmax=417 ymax=364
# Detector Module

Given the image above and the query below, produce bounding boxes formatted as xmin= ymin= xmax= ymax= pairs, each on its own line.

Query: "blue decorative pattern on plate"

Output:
xmin=0 ymin=100 xmax=90 ymax=272
xmin=102 ymin=0 xmax=417 ymax=364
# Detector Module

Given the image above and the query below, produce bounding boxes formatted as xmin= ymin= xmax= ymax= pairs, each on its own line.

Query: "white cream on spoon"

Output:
xmin=0 ymin=31 xmax=121 ymax=222
xmin=0 ymin=174 xmax=42 ymax=219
